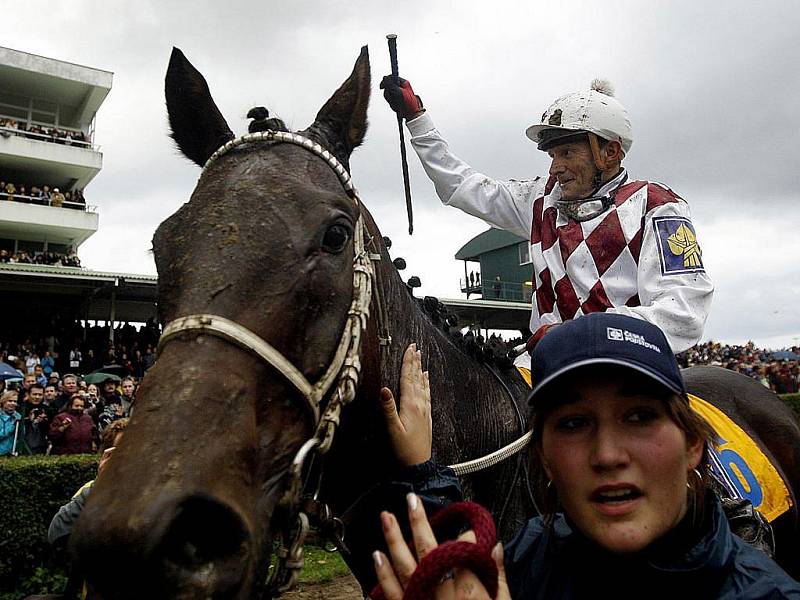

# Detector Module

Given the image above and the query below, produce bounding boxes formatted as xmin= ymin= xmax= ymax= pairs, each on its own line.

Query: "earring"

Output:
xmin=686 ymin=467 xmax=704 ymax=490
xmin=693 ymin=468 xmax=703 ymax=484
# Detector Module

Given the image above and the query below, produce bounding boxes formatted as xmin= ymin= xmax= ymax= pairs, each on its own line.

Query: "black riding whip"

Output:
xmin=386 ymin=34 xmax=414 ymax=235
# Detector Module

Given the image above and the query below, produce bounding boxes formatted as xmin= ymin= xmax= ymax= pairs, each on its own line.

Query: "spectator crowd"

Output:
xmin=0 ymin=117 xmax=90 ymax=147
xmin=0 ymin=248 xmax=81 ymax=267
xmin=2 ymin=324 xmax=799 ymax=458
xmin=1 ymin=317 xmax=161 ymax=457
xmin=678 ymin=341 xmax=800 ymax=393
xmin=1 ymin=372 xmax=137 ymax=457
xmin=2 ymin=177 xmax=87 ymax=209
xmin=2 ymin=318 xmax=161 ymax=381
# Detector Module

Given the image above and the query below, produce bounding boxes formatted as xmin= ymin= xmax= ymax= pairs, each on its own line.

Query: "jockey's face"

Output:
xmin=548 ymin=140 xmax=599 ymax=202
xmin=539 ymin=373 xmax=703 ymax=554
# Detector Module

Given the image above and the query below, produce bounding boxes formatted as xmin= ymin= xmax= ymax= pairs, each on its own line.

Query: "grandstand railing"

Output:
xmin=459 ymin=278 xmax=533 ymax=303
xmin=0 ymin=123 xmax=96 ymax=150
xmin=0 ymin=192 xmax=96 ymax=213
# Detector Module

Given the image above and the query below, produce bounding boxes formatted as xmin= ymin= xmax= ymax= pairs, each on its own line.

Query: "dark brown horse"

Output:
xmin=70 ymin=47 xmax=800 ymax=599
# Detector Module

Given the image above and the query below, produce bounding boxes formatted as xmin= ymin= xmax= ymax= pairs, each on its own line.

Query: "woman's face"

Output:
xmin=2 ymin=397 xmax=17 ymax=414
xmin=540 ymin=374 xmax=702 ymax=554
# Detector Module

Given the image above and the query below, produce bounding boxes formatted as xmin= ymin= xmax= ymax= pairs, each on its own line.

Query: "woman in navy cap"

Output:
xmin=372 ymin=313 xmax=800 ymax=599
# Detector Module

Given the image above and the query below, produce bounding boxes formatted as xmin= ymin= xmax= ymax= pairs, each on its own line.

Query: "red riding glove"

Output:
xmin=380 ymin=75 xmax=424 ymax=120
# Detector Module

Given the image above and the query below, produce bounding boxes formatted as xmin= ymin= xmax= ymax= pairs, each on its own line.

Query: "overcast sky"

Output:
xmin=4 ymin=0 xmax=799 ymax=348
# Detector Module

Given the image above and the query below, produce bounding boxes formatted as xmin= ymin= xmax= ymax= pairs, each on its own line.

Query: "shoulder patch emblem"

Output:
xmin=653 ymin=216 xmax=705 ymax=275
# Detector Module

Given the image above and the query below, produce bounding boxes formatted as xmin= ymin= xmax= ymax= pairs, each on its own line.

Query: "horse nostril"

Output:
xmin=161 ymin=496 xmax=250 ymax=569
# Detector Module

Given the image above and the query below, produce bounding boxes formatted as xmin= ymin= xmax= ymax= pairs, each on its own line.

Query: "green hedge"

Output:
xmin=0 ymin=454 xmax=98 ymax=599
xmin=1 ymin=395 xmax=799 ymax=597
xmin=780 ymin=393 xmax=800 ymax=418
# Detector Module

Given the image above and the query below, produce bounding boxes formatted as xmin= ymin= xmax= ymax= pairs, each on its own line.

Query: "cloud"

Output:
xmin=3 ymin=0 xmax=798 ymax=348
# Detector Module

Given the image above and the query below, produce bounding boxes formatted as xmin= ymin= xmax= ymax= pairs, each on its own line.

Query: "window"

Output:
xmin=518 ymin=241 xmax=532 ymax=265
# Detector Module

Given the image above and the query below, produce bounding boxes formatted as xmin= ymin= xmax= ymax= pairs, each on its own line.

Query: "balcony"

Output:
xmin=0 ymin=46 xmax=111 ymax=190
xmin=460 ymin=274 xmax=483 ymax=297
xmin=459 ymin=277 xmax=532 ymax=303
xmin=0 ymin=129 xmax=101 ymax=189
xmin=0 ymin=195 xmax=98 ymax=247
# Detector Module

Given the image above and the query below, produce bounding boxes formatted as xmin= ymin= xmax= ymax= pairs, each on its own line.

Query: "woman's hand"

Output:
xmin=97 ymin=446 xmax=115 ymax=477
xmin=380 ymin=344 xmax=432 ymax=467
xmin=372 ymin=493 xmax=511 ymax=600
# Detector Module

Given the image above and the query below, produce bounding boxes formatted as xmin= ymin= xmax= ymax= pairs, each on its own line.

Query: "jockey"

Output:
xmin=381 ymin=77 xmax=714 ymax=361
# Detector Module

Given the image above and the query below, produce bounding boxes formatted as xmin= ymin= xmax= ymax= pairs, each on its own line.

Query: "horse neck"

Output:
xmin=320 ymin=215 xmax=532 ymax=588
xmin=363 ymin=213 xmax=527 ymax=465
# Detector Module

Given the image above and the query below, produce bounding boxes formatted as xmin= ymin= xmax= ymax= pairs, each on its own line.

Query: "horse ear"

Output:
xmin=306 ymin=46 xmax=370 ymax=169
xmin=165 ymin=47 xmax=234 ymax=167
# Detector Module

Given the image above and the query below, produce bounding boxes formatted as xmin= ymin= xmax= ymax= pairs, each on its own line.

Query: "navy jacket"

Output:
xmin=407 ymin=461 xmax=800 ymax=599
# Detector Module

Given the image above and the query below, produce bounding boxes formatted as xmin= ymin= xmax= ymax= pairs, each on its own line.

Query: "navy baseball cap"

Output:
xmin=528 ymin=313 xmax=686 ymax=408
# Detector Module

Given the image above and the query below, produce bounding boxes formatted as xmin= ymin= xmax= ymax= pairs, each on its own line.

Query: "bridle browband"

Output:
xmin=156 ymin=129 xmax=383 ymax=596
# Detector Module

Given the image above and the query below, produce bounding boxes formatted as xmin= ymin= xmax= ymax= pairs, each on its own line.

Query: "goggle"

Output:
xmin=556 ymin=172 xmax=628 ymax=222
xmin=556 ymin=195 xmax=615 ymax=222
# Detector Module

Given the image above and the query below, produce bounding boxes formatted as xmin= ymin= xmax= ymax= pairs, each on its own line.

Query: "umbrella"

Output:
xmin=83 ymin=372 xmax=122 ymax=384
xmin=91 ymin=364 xmax=128 ymax=377
xmin=771 ymin=350 xmax=800 ymax=361
xmin=0 ymin=362 xmax=24 ymax=381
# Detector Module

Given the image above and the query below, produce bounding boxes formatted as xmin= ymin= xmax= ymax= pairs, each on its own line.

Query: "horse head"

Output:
xmin=71 ymin=46 xmax=372 ymax=599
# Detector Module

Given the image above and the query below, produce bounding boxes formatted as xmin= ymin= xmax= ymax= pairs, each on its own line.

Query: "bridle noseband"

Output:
xmin=156 ymin=129 xmax=383 ymax=596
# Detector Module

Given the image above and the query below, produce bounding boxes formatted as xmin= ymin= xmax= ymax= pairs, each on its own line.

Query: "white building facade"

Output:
xmin=0 ymin=46 xmax=111 ymax=257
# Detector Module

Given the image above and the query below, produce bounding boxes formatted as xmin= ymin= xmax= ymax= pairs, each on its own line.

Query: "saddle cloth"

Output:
xmin=516 ymin=367 xmax=792 ymax=522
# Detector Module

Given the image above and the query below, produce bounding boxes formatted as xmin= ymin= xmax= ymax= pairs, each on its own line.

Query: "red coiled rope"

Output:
xmin=370 ymin=501 xmax=498 ymax=600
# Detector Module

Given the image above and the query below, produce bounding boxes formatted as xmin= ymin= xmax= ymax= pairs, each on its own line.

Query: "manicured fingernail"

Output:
xmin=407 ymin=492 xmax=418 ymax=511
xmin=373 ymin=550 xmax=384 ymax=568
xmin=492 ymin=542 xmax=503 ymax=561
xmin=381 ymin=511 xmax=391 ymax=531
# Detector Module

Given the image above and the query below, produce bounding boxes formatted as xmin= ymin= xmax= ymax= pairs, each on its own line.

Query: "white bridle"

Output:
xmin=157 ymin=129 xmax=378 ymax=453
xmin=156 ymin=128 xmax=532 ymax=596
xmin=160 ymin=129 xmax=532 ymax=471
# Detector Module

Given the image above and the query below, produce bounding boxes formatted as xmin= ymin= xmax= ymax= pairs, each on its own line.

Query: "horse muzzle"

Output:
xmin=72 ymin=491 xmax=256 ymax=599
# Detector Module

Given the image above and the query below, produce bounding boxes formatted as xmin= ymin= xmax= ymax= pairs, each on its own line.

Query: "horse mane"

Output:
xmin=385 ymin=235 xmax=517 ymax=372
xmin=417 ymin=295 xmax=516 ymax=370
xmin=244 ymin=105 xmax=358 ymax=173
xmin=246 ymin=106 xmax=289 ymax=133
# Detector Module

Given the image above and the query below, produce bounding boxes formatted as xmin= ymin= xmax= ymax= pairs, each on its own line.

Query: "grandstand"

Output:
xmin=0 ymin=47 xmax=157 ymax=351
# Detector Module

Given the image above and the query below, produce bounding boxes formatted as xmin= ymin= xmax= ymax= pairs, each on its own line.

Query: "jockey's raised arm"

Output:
xmin=381 ymin=77 xmax=714 ymax=355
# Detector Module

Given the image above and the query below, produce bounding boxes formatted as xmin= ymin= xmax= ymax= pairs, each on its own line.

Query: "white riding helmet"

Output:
xmin=525 ymin=80 xmax=633 ymax=154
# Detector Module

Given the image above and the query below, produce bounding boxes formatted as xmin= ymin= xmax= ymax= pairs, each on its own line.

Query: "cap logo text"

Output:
xmin=607 ymin=327 xmax=662 ymax=353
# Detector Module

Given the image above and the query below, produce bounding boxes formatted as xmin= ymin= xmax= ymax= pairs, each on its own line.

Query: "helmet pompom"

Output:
xmin=590 ymin=78 xmax=615 ymax=97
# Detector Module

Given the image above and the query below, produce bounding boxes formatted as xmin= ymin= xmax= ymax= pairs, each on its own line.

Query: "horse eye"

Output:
xmin=322 ymin=224 xmax=350 ymax=253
